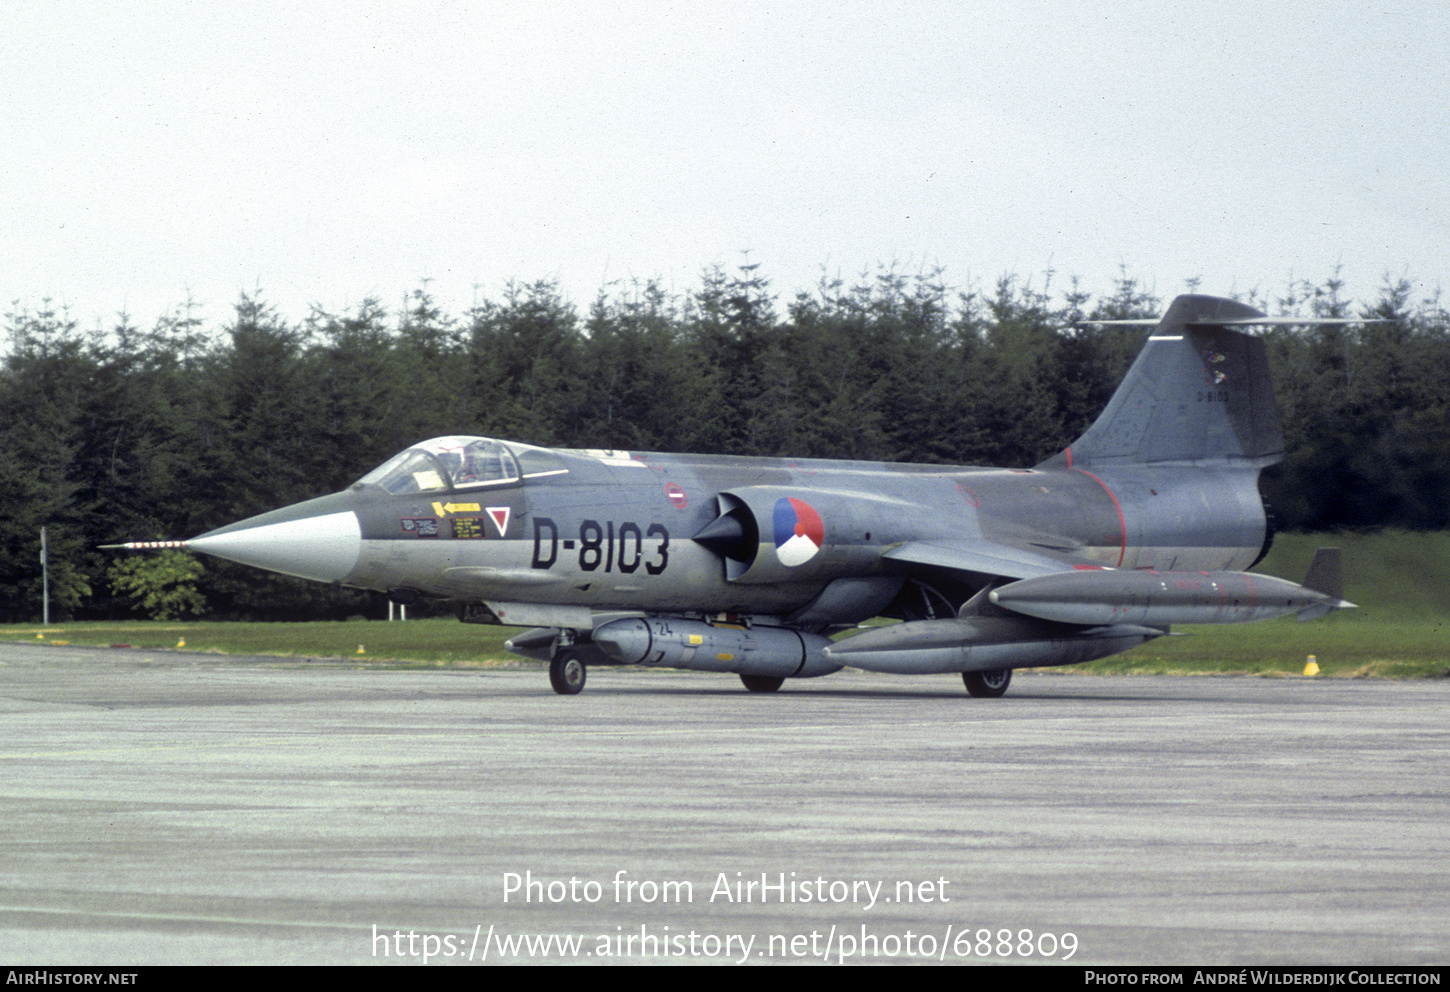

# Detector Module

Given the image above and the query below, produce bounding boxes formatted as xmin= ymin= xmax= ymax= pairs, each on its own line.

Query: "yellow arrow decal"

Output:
xmin=432 ymin=501 xmax=482 ymax=516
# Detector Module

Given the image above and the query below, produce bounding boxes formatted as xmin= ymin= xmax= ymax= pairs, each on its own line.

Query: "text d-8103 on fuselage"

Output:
xmin=529 ymin=517 xmax=671 ymax=576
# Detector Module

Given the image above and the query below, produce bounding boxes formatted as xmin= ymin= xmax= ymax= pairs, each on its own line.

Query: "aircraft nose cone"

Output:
xmin=187 ymin=510 xmax=362 ymax=584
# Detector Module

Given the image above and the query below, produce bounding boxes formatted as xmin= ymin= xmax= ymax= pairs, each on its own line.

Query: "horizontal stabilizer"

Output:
xmin=1081 ymin=316 xmax=1385 ymax=328
xmin=1196 ymin=317 xmax=1377 ymax=327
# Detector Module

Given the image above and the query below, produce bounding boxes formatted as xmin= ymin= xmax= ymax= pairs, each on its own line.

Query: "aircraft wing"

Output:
xmin=881 ymin=539 xmax=1078 ymax=580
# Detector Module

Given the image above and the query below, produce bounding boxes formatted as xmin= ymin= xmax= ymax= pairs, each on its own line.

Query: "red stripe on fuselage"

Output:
xmin=1072 ymin=468 xmax=1127 ymax=568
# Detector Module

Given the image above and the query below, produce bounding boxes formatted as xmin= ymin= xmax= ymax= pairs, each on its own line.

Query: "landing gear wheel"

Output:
xmin=963 ymin=668 xmax=1012 ymax=698
xmin=740 ymin=674 xmax=784 ymax=693
xmin=550 ymin=649 xmax=587 ymax=695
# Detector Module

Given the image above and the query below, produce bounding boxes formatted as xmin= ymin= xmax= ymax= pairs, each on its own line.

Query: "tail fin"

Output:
xmin=1041 ymin=295 xmax=1284 ymax=469
xmin=1299 ymin=547 xmax=1356 ymax=620
xmin=1302 ymin=547 xmax=1345 ymax=600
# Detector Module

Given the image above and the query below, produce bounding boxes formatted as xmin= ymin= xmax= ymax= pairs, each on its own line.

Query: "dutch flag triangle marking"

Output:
xmin=487 ymin=507 xmax=511 ymax=537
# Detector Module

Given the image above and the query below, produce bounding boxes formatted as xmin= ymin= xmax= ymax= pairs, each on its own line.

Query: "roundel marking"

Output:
xmin=665 ymin=483 xmax=688 ymax=509
xmin=773 ymin=497 xmax=824 ymax=567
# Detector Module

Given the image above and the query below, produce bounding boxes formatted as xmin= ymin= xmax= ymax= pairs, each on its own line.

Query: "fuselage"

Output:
xmin=187 ymin=435 xmax=1271 ymax=626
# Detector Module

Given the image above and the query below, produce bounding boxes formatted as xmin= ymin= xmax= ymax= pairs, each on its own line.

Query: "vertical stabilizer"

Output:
xmin=1302 ymin=547 xmax=1344 ymax=600
xmin=1041 ymin=295 xmax=1284 ymax=469
xmin=1298 ymin=547 xmax=1356 ymax=620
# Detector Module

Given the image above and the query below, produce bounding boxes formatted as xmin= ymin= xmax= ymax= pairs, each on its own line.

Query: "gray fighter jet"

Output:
xmin=116 ymin=294 xmax=1356 ymax=695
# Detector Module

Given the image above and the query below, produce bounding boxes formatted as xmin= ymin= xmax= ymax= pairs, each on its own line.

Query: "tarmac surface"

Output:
xmin=0 ymin=640 xmax=1446 ymax=966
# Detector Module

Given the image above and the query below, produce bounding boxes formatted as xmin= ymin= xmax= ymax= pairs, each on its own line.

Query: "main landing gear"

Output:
xmin=891 ymin=580 xmax=1016 ymax=699
xmin=549 ymin=648 xmax=587 ymax=695
xmin=739 ymin=674 xmax=784 ymax=693
xmin=962 ymin=668 xmax=1012 ymax=698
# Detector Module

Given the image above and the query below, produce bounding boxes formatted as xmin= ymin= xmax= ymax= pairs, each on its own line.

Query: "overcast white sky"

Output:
xmin=3 ymin=1 xmax=1446 ymax=328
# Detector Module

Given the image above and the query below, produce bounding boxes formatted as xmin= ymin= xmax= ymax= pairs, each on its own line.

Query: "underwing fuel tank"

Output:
xmin=822 ymin=616 xmax=1166 ymax=675
xmin=988 ymin=566 xmax=1355 ymax=626
xmin=592 ymin=618 xmax=841 ymax=678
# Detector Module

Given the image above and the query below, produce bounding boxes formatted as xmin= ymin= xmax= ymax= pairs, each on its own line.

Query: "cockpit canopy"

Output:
xmin=353 ymin=436 xmax=567 ymax=495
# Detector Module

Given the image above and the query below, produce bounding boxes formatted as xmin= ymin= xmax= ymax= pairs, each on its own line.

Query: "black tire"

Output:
xmin=962 ymin=668 xmax=1012 ymax=698
xmin=550 ymin=649 xmax=587 ymax=695
xmin=739 ymin=674 xmax=784 ymax=693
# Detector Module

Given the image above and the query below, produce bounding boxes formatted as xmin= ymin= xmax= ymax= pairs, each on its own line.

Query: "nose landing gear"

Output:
xmin=550 ymin=648 xmax=587 ymax=695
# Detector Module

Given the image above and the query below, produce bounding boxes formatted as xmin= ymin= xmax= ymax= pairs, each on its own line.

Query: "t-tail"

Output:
xmin=1039 ymin=294 xmax=1285 ymax=471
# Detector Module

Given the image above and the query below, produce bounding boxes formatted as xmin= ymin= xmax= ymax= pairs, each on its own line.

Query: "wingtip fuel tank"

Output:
xmin=987 ymin=565 xmax=1355 ymax=627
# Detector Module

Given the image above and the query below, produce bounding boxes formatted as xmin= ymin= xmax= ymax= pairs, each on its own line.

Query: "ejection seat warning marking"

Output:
xmin=532 ymin=518 xmax=669 ymax=575
xmin=452 ymin=518 xmax=486 ymax=539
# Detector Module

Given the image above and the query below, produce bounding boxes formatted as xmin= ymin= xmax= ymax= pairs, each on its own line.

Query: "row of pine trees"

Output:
xmin=3 ymin=265 xmax=1445 ymax=621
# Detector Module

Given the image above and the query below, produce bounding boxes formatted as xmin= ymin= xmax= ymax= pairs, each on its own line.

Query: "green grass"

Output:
xmin=4 ymin=618 xmax=522 ymax=667
xmin=7 ymin=531 xmax=1449 ymax=679
xmin=1255 ymin=529 xmax=1450 ymax=619
xmin=1075 ymin=617 xmax=1450 ymax=679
